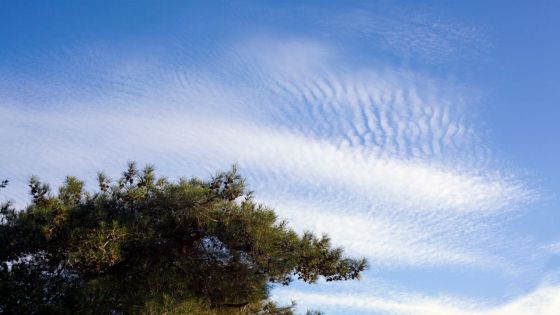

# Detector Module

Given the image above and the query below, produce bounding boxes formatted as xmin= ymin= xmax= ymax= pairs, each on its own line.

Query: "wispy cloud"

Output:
xmin=273 ymin=285 xmax=560 ymax=315
xmin=233 ymin=37 xmax=492 ymax=168
xmin=0 ymin=38 xmax=536 ymax=269
xmin=328 ymin=6 xmax=488 ymax=63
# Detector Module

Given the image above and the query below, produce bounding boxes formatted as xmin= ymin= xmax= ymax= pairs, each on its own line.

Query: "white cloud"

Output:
xmin=233 ymin=38 xmax=492 ymax=170
xmin=0 ymin=36 xmax=537 ymax=272
xmin=259 ymin=198 xmax=486 ymax=267
xmin=0 ymin=106 xmax=533 ymax=268
xmin=273 ymin=285 xmax=560 ymax=315
xmin=0 ymin=105 xmax=532 ymax=213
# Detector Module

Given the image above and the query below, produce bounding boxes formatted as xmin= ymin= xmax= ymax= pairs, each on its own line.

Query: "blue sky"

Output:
xmin=1 ymin=1 xmax=559 ymax=314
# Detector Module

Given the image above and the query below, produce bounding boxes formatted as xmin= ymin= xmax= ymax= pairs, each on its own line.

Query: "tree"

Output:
xmin=0 ymin=163 xmax=366 ymax=314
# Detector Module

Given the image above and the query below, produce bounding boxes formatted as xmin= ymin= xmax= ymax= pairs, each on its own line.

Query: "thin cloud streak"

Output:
xmin=273 ymin=285 xmax=560 ymax=315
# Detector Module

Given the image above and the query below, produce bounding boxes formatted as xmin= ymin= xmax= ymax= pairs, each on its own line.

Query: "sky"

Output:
xmin=1 ymin=1 xmax=559 ymax=314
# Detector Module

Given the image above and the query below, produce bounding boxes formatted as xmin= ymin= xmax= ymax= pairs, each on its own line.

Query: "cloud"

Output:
xmin=328 ymin=6 xmax=487 ymax=63
xmin=233 ymin=37 xmax=492 ymax=168
xmin=273 ymin=285 xmax=560 ymax=315
xmin=0 ymin=102 xmax=533 ymax=269
xmin=259 ymin=198 xmax=486 ymax=267
xmin=0 ymin=36 xmax=537 ymax=272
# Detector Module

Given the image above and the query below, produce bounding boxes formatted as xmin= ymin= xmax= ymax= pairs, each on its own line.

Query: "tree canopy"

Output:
xmin=0 ymin=163 xmax=367 ymax=314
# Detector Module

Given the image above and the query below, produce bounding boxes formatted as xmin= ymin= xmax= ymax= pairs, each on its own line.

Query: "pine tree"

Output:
xmin=0 ymin=163 xmax=366 ymax=314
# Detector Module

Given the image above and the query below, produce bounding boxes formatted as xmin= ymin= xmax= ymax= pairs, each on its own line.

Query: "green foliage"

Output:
xmin=0 ymin=163 xmax=367 ymax=314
